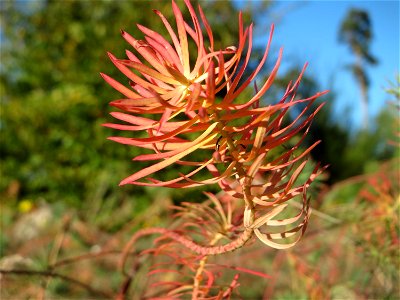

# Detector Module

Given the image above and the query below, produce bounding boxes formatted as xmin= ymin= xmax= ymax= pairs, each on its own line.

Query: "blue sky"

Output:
xmin=235 ymin=0 xmax=399 ymax=130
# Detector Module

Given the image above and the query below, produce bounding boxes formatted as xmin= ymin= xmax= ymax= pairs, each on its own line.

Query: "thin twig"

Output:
xmin=40 ymin=214 xmax=72 ymax=299
xmin=0 ymin=268 xmax=113 ymax=298
xmin=53 ymin=249 xmax=123 ymax=268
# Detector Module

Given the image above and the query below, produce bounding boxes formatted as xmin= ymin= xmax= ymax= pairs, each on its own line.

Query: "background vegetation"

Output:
xmin=1 ymin=0 xmax=398 ymax=299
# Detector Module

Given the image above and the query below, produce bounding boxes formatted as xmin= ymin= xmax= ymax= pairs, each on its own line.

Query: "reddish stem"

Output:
xmin=119 ymin=227 xmax=254 ymax=276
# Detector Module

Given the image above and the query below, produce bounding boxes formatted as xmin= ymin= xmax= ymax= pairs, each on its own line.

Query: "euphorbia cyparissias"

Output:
xmin=102 ymin=0 xmax=327 ymax=251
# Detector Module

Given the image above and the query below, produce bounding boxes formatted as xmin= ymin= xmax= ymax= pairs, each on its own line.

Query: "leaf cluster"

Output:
xmin=0 ymin=0 xmax=254 ymax=206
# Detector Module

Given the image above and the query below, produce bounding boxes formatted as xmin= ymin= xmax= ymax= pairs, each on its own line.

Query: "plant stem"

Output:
xmin=192 ymin=233 xmax=224 ymax=299
xmin=0 ymin=268 xmax=113 ymax=298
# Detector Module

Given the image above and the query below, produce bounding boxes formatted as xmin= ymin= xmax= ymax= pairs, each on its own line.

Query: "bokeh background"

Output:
xmin=1 ymin=0 xmax=399 ymax=298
